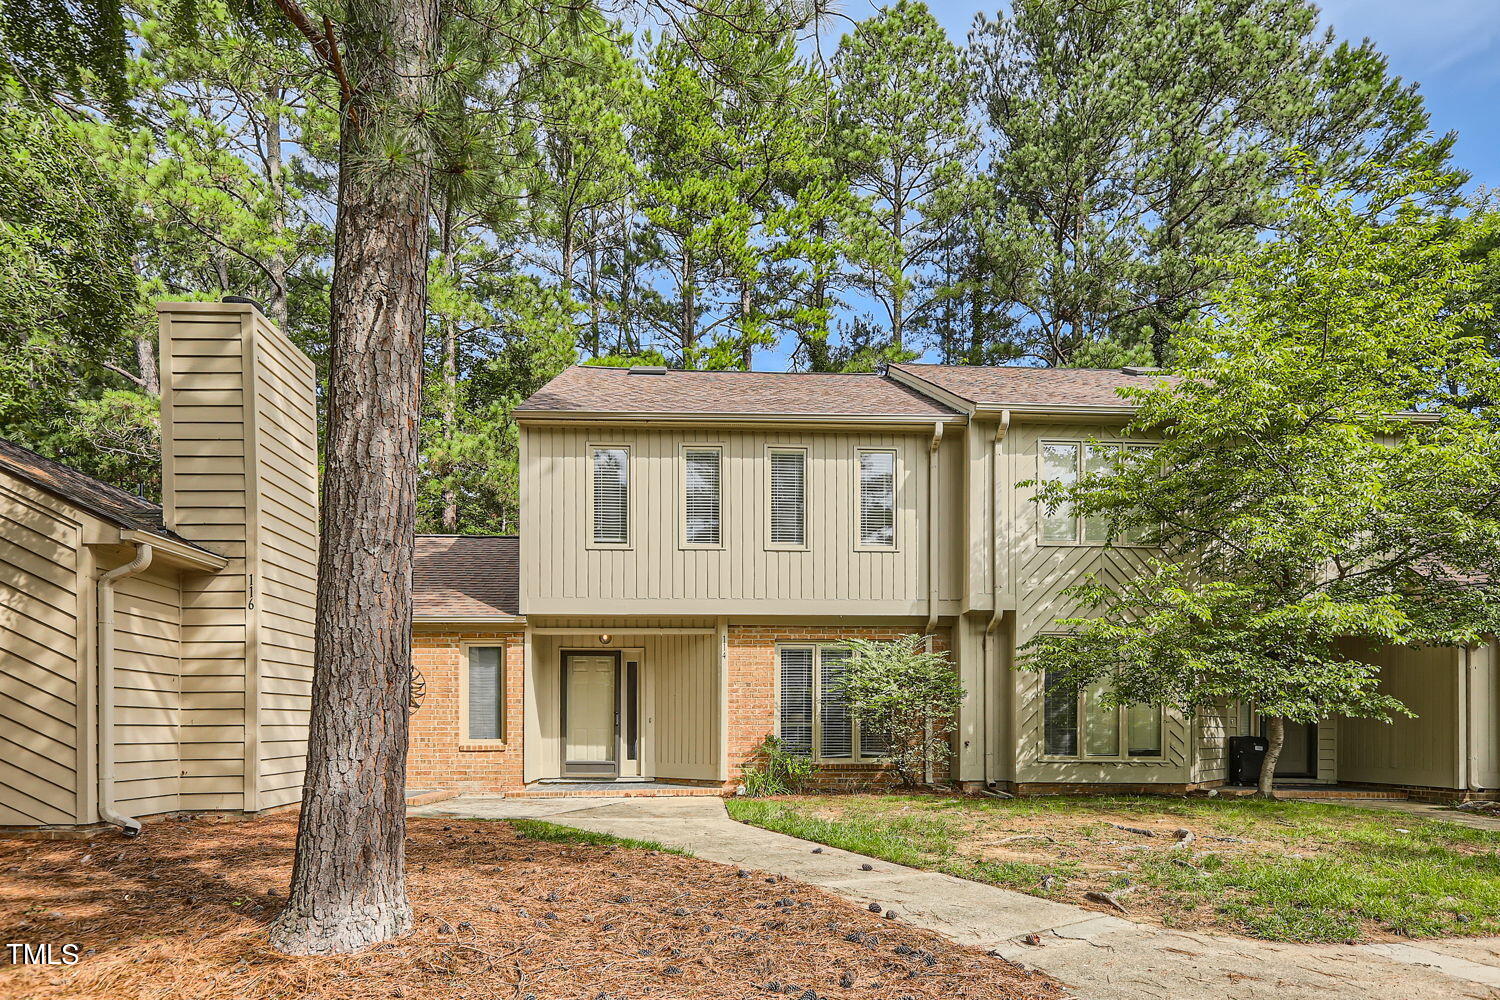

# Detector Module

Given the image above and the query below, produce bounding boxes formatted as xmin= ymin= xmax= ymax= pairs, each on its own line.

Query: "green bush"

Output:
xmin=741 ymin=735 xmax=814 ymax=796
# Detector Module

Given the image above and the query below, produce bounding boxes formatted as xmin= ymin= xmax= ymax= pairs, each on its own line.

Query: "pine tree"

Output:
xmin=833 ymin=0 xmax=976 ymax=355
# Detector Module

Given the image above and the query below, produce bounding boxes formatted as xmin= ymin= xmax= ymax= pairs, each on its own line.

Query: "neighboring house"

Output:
xmin=0 ymin=301 xmax=318 ymax=835
xmin=407 ymin=362 xmax=1500 ymax=800
xmin=5 ymin=301 xmax=1496 ymax=837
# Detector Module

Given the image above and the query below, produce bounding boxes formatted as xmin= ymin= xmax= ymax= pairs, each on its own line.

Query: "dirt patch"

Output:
xmin=0 ymin=813 xmax=1064 ymax=1000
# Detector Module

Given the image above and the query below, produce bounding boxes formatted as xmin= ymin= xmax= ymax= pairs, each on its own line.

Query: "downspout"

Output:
xmin=986 ymin=411 xmax=1011 ymax=791
xmin=98 ymin=542 xmax=154 ymax=836
xmin=1464 ymin=645 xmax=1482 ymax=793
xmin=985 ymin=411 xmax=1011 ymax=636
xmin=926 ymin=421 xmax=945 ymax=635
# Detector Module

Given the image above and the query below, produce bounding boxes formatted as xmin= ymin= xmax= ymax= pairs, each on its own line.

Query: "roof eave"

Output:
xmin=513 ymin=410 xmax=964 ymax=428
xmin=413 ymin=614 xmax=527 ymax=625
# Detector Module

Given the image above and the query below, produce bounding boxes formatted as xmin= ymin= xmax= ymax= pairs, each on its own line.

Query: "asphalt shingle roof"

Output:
xmin=516 ymin=366 xmax=958 ymax=419
xmin=890 ymin=363 xmax=1171 ymax=409
xmin=0 ymin=436 xmax=216 ymax=555
xmin=413 ymin=535 xmax=521 ymax=619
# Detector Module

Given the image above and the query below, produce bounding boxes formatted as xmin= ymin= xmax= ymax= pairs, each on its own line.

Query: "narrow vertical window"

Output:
xmin=1081 ymin=445 xmax=1115 ymax=544
xmin=466 ymin=646 xmax=504 ymax=740
xmin=683 ymin=448 xmax=721 ymax=546
xmin=857 ymin=449 xmax=896 ymax=548
xmin=1040 ymin=442 xmax=1080 ymax=543
xmin=1043 ymin=669 xmax=1078 ymax=756
xmin=1127 ymin=703 xmax=1162 ymax=757
xmin=818 ymin=647 xmax=853 ymax=759
xmin=778 ymin=647 xmax=814 ymax=755
xmin=1083 ymin=680 xmax=1120 ymax=756
xmin=769 ymin=449 xmax=806 ymax=546
xmin=592 ymin=446 xmax=629 ymax=544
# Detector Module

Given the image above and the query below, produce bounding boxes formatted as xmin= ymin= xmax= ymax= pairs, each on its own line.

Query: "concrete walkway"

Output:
xmin=413 ymin=795 xmax=1500 ymax=1000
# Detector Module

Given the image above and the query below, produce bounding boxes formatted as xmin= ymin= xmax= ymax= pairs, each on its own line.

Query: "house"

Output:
xmin=4 ymin=301 xmax=1496 ymax=836
xmin=407 ymin=361 xmax=1500 ymax=800
xmin=0 ymin=301 xmax=318 ymax=835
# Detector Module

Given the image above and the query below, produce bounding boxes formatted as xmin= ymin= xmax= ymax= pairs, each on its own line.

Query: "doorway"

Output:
xmin=1264 ymin=719 xmax=1318 ymax=779
xmin=563 ymin=652 xmax=618 ymax=776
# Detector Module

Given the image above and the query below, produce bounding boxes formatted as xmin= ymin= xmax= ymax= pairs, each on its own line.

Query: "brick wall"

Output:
xmin=725 ymin=625 xmax=951 ymax=789
xmin=408 ymin=628 xmax=527 ymax=792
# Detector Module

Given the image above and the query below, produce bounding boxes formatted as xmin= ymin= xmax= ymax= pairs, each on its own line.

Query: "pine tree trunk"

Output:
xmin=1257 ymin=717 xmax=1284 ymax=800
xmin=266 ymin=84 xmax=289 ymax=331
xmin=440 ymin=193 xmax=458 ymax=533
xmin=268 ymin=0 xmax=436 ymax=956
xmin=135 ymin=334 xmax=160 ymax=397
xmin=739 ymin=280 xmax=753 ymax=370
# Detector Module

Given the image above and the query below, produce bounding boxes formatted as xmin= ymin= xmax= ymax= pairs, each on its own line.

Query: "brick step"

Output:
xmin=406 ymin=788 xmax=460 ymax=806
xmin=1220 ymin=785 xmax=1408 ymax=800
xmin=509 ymin=785 xmax=728 ymax=799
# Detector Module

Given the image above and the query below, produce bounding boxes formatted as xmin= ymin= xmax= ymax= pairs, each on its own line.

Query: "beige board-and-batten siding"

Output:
xmin=519 ymin=424 xmax=964 ymax=617
xmin=159 ymin=302 xmax=318 ymax=814
xmin=525 ymin=619 xmax=722 ymax=783
xmin=0 ymin=470 xmax=86 ymax=826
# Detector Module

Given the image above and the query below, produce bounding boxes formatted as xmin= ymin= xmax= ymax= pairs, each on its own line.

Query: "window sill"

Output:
xmin=459 ymin=741 xmax=509 ymax=752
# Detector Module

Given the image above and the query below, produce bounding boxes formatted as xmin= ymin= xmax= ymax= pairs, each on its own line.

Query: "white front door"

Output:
xmin=565 ymin=654 xmax=617 ymax=773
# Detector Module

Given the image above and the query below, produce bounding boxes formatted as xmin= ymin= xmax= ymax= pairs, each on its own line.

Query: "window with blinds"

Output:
xmin=777 ymin=645 xmax=880 ymax=762
xmin=857 ymin=449 xmax=896 ymax=548
xmin=818 ymin=647 xmax=853 ymax=758
xmin=1042 ymin=666 xmax=1163 ymax=760
xmin=683 ymin=448 xmax=721 ymax=546
xmin=778 ymin=647 xmax=814 ymax=755
xmin=769 ymin=449 xmax=806 ymax=546
xmin=466 ymin=646 xmax=504 ymax=740
xmin=591 ymin=446 xmax=630 ymax=544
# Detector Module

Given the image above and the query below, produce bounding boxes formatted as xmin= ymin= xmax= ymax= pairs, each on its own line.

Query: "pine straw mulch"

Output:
xmin=0 ymin=813 xmax=1066 ymax=1000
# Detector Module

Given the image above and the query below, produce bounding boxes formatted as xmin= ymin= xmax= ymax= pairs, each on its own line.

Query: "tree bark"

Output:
xmin=266 ymin=84 xmax=290 ymax=331
xmin=135 ymin=334 xmax=160 ymax=397
xmin=440 ymin=192 xmax=458 ymax=533
xmin=1257 ymin=716 xmax=1284 ymax=799
xmin=268 ymin=0 xmax=437 ymax=956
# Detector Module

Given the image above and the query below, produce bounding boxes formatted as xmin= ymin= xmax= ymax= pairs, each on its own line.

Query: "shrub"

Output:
xmin=842 ymin=635 xmax=964 ymax=787
xmin=741 ymin=735 xmax=814 ymax=796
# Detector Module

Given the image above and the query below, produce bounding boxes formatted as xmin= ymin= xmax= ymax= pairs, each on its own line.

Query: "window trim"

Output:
xmin=459 ymin=641 xmax=508 ymax=748
xmin=586 ymin=442 xmax=633 ymax=550
xmin=678 ymin=443 xmax=725 ymax=550
xmin=853 ymin=446 xmax=899 ymax=552
xmin=1039 ymin=666 xmax=1164 ymax=763
xmin=774 ymin=642 xmax=883 ymax=763
xmin=765 ymin=446 xmax=810 ymax=551
xmin=1036 ymin=439 xmax=1158 ymax=548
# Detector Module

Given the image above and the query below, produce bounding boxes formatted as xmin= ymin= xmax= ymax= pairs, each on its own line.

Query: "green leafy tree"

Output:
xmin=842 ymin=635 xmax=965 ymax=787
xmin=1020 ymin=178 xmax=1500 ymax=797
xmin=833 ymin=0 xmax=976 ymax=355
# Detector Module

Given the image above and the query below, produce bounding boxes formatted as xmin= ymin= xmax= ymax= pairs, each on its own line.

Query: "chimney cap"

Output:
xmin=222 ymin=295 xmax=266 ymax=315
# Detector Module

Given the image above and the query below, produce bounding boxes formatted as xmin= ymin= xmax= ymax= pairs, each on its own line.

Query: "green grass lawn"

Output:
xmin=726 ymin=793 xmax=1500 ymax=943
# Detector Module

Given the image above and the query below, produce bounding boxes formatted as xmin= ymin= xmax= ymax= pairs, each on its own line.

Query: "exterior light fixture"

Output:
xmin=599 ymin=633 xmax=612 ymax=645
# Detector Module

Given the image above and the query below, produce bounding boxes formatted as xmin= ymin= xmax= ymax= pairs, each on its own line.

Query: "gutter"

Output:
xmin=926 ymin=421 xmax=944 ymax=634
xmin=98 ymin=542 xmax=154 ymax=836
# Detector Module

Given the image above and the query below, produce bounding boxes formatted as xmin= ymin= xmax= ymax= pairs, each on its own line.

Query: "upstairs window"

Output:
xmin=856 ymin=449 xmax=896 ymax=549
xmin=1039 ymin=441 xmax=1156 ymax=546
xmin=1043 ymin=668 xmax=1161 ymax=760
xmin=769 ymin=448 xmax=807 ymax=548
xmin=682 ymin=447 xmax=722 ymax=547
xmin=778 ymin=644 xmax=884 ymax=761
xmin=591 ymin=446 xmax=630 ymax=545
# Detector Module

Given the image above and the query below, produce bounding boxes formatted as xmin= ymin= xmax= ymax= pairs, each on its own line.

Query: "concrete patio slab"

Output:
xmin=413 ymin=794 xmax=1500 ymax=1000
